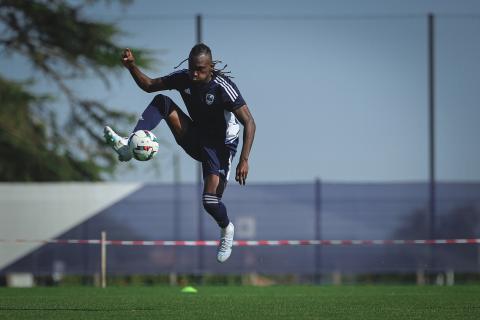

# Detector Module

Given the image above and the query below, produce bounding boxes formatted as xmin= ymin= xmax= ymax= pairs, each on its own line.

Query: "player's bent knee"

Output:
xmin=150 ymin=94 xmax=174 ymax=117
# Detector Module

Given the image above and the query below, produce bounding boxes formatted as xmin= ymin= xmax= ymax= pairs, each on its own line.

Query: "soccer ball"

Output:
xmin=128 ymin=130 xmax=159 ymax=161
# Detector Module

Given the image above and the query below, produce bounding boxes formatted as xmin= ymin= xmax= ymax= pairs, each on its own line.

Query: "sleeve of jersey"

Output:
xmin=160 ymin=70 xmax=188 ymax=90
xmin=218 ymin=80 xmax=246 ymax=111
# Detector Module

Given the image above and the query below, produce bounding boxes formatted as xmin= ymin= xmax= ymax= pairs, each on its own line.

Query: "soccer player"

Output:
xmin=104 ymin=43 xmax=256 ymax=263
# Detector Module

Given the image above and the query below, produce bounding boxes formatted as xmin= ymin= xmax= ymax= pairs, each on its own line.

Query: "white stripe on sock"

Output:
xmin=203 ymin=195 xmax=220 ymax=199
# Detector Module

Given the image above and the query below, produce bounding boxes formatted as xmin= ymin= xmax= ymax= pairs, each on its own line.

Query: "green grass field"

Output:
xmin=1 ymin=285 xmax=479 ymax=320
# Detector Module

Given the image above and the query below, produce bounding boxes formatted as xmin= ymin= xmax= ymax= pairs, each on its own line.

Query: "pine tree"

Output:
xmin=0 ymin=0 xmax=153 ymax=181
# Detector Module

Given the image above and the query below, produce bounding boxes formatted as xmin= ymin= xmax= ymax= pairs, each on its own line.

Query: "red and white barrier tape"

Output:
xmin=0 ymin=239 xmax=480 ymax=246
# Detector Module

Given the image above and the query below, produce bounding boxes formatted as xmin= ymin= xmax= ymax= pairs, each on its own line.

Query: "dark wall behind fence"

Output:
xmin=2 ymin=182 xmax=479 ymax=275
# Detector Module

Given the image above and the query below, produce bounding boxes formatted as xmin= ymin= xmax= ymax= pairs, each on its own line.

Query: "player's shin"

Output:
xmin=202 ymin=193 xmax=230 ymax=228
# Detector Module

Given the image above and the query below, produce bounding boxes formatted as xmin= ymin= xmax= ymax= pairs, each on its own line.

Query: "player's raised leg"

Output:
xmin=104 ymin=94 xmax=193 ymax=161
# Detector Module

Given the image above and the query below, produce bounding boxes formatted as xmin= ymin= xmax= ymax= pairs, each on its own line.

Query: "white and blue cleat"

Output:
xmin=217 ymin=222 xmax=235 ymax=263
xmin=103 ymin=126 xmax=132 ymax=162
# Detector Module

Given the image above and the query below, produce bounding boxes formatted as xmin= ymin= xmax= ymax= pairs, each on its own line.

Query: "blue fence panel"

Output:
xmin=2 ymin=182 xmax=479 ymax=275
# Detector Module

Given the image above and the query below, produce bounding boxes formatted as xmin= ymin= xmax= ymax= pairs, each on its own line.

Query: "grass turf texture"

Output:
xmin=1 ymin=285 xmax=479 ymax=319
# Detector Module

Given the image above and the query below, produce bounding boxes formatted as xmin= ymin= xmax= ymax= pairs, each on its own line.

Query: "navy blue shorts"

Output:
xmin=177 ymin=125 xmax=237 ymax=181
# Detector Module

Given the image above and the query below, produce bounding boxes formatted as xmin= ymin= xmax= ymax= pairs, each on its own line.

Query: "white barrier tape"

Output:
xmin=0 ymin=239 xmax=480 ymax=246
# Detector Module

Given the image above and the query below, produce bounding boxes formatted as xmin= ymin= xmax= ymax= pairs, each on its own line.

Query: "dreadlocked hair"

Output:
xmin=174 ymin=43 xmax=233 ymax=79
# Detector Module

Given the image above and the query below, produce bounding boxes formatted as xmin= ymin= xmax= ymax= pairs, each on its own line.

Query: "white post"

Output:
xmin=416 ymin=268 xmax=426 ymax=285
xmin=101 ymin=231 xmax=107 ymax=288
xmin=446 ymin=269 xmax=455 ymax=286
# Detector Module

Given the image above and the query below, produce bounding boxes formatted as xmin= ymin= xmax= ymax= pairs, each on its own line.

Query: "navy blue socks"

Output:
xmin=202 ymin=193 xmax=230 ymax=228
xmin=133 ymin=94 xmax=174 ymax=131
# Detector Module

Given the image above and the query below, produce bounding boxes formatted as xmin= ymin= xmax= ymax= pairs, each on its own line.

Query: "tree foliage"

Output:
xmin=0 ymin=0 xmax=153 ymax=181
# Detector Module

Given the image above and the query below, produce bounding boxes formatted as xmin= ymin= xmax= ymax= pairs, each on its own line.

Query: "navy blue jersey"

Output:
xmin=161 ymin=69 xmax=246 ymax=148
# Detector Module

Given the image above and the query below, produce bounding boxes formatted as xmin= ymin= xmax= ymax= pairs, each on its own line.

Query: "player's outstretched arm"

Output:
xmin=233 ymin=105 xmax=256 ymax=185
xmin=121 ymin=48 xmax=166 ymax=92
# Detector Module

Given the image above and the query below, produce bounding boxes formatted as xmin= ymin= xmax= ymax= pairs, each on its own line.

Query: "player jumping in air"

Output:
xmin=104 ymin=43 xmax=256 ymax=263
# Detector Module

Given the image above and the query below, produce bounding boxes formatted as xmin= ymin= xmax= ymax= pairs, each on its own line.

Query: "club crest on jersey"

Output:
xmin=206 ymin=93 xmax=215 ymax=105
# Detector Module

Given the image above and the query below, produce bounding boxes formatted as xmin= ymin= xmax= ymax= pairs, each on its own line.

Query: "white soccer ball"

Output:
xmin=128 ymin=130 xmax=159 ymax=161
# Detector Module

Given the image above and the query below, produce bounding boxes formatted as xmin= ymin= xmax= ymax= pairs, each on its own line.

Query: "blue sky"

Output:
xmin=4 ymin=0 xmax=480 ymax=183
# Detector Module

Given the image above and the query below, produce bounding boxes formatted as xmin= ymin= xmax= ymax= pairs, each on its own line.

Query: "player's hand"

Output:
xmin=235 ymin=159 xmax=249 ymax=185
xmin=121 ymin=48 xmax=135 ymax=68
